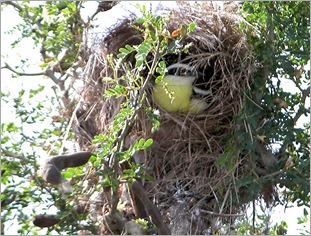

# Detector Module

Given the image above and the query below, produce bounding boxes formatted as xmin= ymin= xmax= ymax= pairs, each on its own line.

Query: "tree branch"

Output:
xmin=2 ymin=62 xmax=45 ymax=76
xmin=293 ymin=86 xmax=310 ymax=124
xmin=45 ymin=68 xmax=65 ymax=90
xmin=200 ymin=209 xmax=244 ymax=217
xmin=3 ymin=1 xmax=42 ymax=29
xmin=2 ymin=62 xmax=66 ymax=91
xmin=109 ymin=39 xmax=162 ymax=215
xmin=2 ymin=1 xmax=23 ymax=12
xmin=1 ymin=148 xmax=28 ymax=162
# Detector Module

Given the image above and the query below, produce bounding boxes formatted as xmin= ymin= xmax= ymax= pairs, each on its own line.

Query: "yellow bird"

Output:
xmin=152 ymin=63 xmax=210 ymax=113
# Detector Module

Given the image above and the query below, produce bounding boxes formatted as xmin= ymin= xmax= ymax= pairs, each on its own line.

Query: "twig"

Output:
xmin=2 ymin=1 xmax=23 ymax=11
xmin=1 ymin=62 xmax=66 ymax=89
xmin=59 ymin=88 xmax=89 ymax=154
xmin=2 ymin=63 xmax=45 ymax=76
xmin=1 ymin=148 xmax=28 ymax=162
xmin=110 ymin=40 xmax=162 ymax=214
xmin=131 ymin=181 xmax=171 ymax=234
xmin=200 ymin=209 xmax=244 ymax=217
xmin=252 ymin=199 xmax=255 ymax=234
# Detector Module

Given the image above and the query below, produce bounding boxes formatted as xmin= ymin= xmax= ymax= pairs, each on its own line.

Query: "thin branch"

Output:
xmin=2 ymin=63 xmax=45 ymax=76
xmin=1 ymin=148 xmax=28 ymax=162
xmin=40 ymin=36 xmax=53 ymax=61
xmin=110 ymin=39 xmax=162 ymax=215
xmin=2 ymin=1 xmax=23 ymax=12
xmin=131 ymin=181 xmax=171 ymax=234
xmin=59 ymin=89 xmax=87 ymax=154
xmin=252 ymin=200 xmax=256 ymax=235
xmin=116 ymin=42 xmax=161 ymax=146
xmin=200 ymin=209 xmax=244 ymax=217
xmin=3 ymin=1 xmax=43 ymax=29
xmin=293 ymin=86 xmax=310 ymax=124
xmin=2 ymin=62 xmax=66 ymax=91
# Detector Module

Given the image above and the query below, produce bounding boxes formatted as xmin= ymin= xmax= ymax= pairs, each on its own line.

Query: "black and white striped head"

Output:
xmin=166 ymin=63 xmax=196 ymax=77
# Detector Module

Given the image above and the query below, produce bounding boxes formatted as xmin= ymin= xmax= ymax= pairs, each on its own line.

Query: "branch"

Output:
xmin=2 ymin=1 xmax=23 ymax=12
xmin=45 ymin=68 xmax=65 ymax=90
xmin=2 ymin=62 xmax=44 ymax=76
xmin=39 ymin=36 xmax=53 ymax=61
xmin=3 ymin=1 xmax=42 ymax=29
xmin=2 ymin=62 xmax=66 ymax=91
xmin=116 ymin=41 xmax=161 ymax=147
xmin=293 ymin=86 xmax=310 ymax=125
xmin=110 ymin=40 xmax=162 ymax=215
xmin=131 ymin=181 xmax=171 ymax=235
xmin=1 ymin=148 xmax=28 ymax=162
xmin=200 ymin=209 xmax=244 ymax=217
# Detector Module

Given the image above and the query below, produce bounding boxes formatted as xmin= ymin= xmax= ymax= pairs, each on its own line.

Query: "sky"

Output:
xmin=1 ymin=1 xmax=309 ymax=235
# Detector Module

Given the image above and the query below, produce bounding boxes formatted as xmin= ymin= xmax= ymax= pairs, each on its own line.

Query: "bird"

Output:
xmin=152 ymin=63 xmax=211 ymax=113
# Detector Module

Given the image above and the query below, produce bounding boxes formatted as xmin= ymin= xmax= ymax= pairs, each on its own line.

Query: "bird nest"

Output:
xmin=73 ymin=2 xmax=260 ymax=234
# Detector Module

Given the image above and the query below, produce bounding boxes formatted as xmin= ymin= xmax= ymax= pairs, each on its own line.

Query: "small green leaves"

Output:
xmin=155 ymin=60 xmax=166 ymax=83
xmin=188 ymin=22 xmax=196 ymax=32
xmin=135 ymin=41 xmax=152 ymax=69
xmin=136 ymin=18 xmax=145 ymax=24
xmin=29 ymin=85 xmax=44 ymax=98
xmin=143 ymin=138 xmax=153 ymax=148
xmin=136 ymin=3 xmax=147 ymax=15
xmin=216 ymin=146 xmax=236 ymax=170
xmin=117 ymin=44 xmax=135 ymax=58
xmin=102 ymin=77 xmax=114 ymax=82
xmin=104 ymin=84 xmax=127 ymax=98
xmin=134 ymin=138 xmax=153 ymax=150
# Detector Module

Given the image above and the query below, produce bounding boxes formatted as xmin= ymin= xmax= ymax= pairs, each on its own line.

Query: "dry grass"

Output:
xmin=70 ymin=2 xmax=262 ymax=234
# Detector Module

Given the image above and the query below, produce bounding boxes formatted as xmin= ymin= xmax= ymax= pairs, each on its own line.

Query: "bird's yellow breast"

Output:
xmin=152 ymin=75 xmax=194 ymax=113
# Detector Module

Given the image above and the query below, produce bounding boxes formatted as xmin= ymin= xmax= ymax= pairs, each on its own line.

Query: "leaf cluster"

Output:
xmin=223 ymin=1 xmax=311 ymax=233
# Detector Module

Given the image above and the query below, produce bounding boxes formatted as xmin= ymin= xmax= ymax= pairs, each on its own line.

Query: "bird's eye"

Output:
xmin=180 ymin=68 xmax=193 ymax=76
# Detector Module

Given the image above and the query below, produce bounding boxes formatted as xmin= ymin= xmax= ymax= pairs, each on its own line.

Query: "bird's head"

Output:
xmin=166 ymin=63 xmax=196 ymax=77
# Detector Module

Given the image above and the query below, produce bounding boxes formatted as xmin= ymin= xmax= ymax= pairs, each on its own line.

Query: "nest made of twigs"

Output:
xmin=73 ymin=2 xmax=260 ymax=234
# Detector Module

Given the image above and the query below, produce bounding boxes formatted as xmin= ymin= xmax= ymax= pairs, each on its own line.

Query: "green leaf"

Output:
xmin=1 ymin=136 xmax=10 ymax=144
xmin=144 ymin=138 xmax=153 ymax=148
xmin=188 ymin=22 xmax=196 ymax=32
xmin=29 ymin=85 xmax=44 ymax=98
xmin=135 ymin=56 xmax=144 ymax=68
xmin=18 ymin=89 xmax=25 ymax=97
xmin=125 ymin=44 xmax=134 ymax=51
xmin=119 ymin=47 xmax=129 ymax=54
xmin=62 ymin=171 xmax=73 ymax=179
xmin=216 ymin=146 xmax=236 ymax=170
xmin=102 ymin=77 xmax=114 ymax=82
xmin=216 ymin=152 xmax=230 ymax=167
xmin=303 ymin=208 xmax=308 ymax=216
xmin=89 ymin=154 xmax=96 ymax=163
xmin=138 ymin=138 xmax=145 ymax=147
xmin=104 ymin=85 xmax=127 ymax=97
xmin=136 ymin=18 xmax=145 ymax=24
xmin=111 ymin=178 xmax=119 ymax=188
xmin=117 ymin=52 xmax=127 ymax=58
xmin=67 ymin=2 xmax=76 ymax=12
